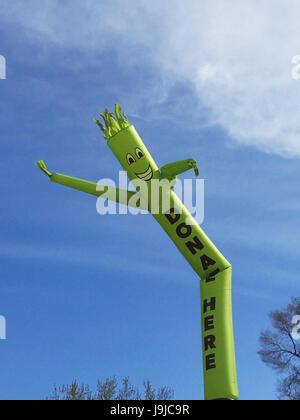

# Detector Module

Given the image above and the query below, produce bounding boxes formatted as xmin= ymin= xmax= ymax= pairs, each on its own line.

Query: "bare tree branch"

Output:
xmin=47 ymin=377 xmax=174 ymax=401
xmin=258 ymin=297 xmax=300 ymax=400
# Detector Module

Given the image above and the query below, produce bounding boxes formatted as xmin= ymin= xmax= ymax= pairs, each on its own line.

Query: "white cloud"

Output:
xmin=3 ymin=0 xmax=300 ymax=156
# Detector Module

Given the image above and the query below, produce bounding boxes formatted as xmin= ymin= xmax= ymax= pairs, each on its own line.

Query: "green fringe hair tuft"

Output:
xmin=94 ymin=104 xmax=131 ymax=140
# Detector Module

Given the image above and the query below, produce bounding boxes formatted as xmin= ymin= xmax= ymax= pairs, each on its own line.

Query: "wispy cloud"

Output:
xmin=2 ymin=0 xmax=300 ymax=157
xmin=0 ymin=239 xmax=194 ymax=285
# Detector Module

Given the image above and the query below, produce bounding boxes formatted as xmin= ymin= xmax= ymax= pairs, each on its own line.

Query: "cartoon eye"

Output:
xmin=136 ymin=148 xmax=144 ymax=159
xmin=126 ymin=153 xmax=136 ymax=165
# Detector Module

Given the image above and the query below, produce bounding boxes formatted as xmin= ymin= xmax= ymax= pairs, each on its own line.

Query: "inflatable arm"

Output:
xmin=36 ymin=160 xmax=137 ymax=207
xmin=160 ymin=159 xmax=199 ymax=181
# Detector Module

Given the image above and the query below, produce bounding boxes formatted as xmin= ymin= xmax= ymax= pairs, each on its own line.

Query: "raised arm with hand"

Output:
xmin=36 ymin=160 xmax=138 ymax=207
xmin=160 ymin=159 xmax=199 ymax=182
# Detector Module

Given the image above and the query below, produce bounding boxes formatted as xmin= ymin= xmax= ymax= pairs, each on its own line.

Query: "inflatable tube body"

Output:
xmin=37 ymin=108 xmax=239 ymax=400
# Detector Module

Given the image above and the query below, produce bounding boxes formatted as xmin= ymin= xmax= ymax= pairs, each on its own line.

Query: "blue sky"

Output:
xmin=0 ymin=0 xmax=300 ymax=400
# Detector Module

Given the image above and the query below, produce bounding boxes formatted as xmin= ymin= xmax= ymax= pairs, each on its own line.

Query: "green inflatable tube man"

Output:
xmin=37 ymin=104 xmax=239 ymax=401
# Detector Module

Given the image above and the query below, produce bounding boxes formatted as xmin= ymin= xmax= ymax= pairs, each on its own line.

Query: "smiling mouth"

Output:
xmin=135 ymin=165 xmax=153 ymax=181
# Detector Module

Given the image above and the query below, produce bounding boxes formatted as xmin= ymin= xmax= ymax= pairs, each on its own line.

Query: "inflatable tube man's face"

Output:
xmin=108 ymin=126 xmax=160 ymax=185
